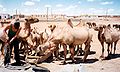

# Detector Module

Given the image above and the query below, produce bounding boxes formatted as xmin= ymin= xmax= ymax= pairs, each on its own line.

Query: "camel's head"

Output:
xmin=113 ymin=24 xmax=120 ymax=29
xmin=25 ymin=17 xmax=39 ymax=24
xmin=94 ymin=24 xmax=106 ymax=32
xmin=31 ymin=27 xmax=38 ymax=34
xmin=48 ymin=25 xmax=56 ymax=32
xmin=40 ymin=41 xmax=56 ymax=52
xmin=92 ymin=22 xmax=96 ymax=27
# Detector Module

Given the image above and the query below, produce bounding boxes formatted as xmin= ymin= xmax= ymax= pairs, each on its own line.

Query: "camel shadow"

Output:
xmin=43 ymin=54 xmax=54 ymax=63
xmin=32 ymin=65 xmax=50 ymax=72
xmin=67 ymin=57 xmax=98 ymax=64
xmin=89 ymin=51 xmax=96 ymax=55
xmin=104 ymin=54 xmax=120 ymax=60
xmin=60 ymin=50 xmax=96 ymax=57
xmin=58 ymin=50 xmax=97 ymax=64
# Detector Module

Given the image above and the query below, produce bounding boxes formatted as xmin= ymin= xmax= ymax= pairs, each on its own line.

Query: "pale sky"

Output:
xmin=0 ymin=0 xmax=120 ymax=16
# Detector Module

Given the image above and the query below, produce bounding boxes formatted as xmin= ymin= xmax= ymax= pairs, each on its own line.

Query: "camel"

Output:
xmin=25 ymin=24 xmax=56 ymax=54
xmin=86 ymin=22 xmax=96 ymax=28
xmin=19 ymin=17 xmax=39 ymax=52
xmin=19 ymin=17 xmax=39 ymax=39
xmin=113 ymin=24 xmax=120 ymax=30
xmin=25 ymin=25 xmax=59 ymax=63
xmin=104 ymin=24 xmax=119 ymax=55
xmin=94 ymin=24 xmax=106 ymax=58
xmin=48 ymin=24 xmax=56 ymax=32
xmin=35 ymin=25 xmax=59 ymax=59
xmin=86 ymin=22 xmax=92 ymax=28
xmin=40 ymin=23 xmax=93 ymax=64
xmin=94 ymin=24 xmax=119 ymax=58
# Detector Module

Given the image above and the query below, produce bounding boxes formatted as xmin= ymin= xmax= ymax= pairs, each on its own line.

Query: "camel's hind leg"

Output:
xmin=83 ymin=31 xmax=92 ymax=62
xmin=110 ymin=43 xmax=113 ymax=54
xmin=114 ymin=41 xmax=117 ymax=54
xmin=107 ymin=43 xmax=111 ymax=55
xmin=76 ymin=44 xmax=83 ymax=56
xmin=100 ymin=42 xmax=105 ymax=58
xmin=69 ymin=44 xmax=75 ymax=63
xmin=63 ymin=44 xmax=67 ymax=64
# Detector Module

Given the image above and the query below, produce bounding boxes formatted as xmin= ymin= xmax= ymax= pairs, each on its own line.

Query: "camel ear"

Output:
xmin=103 ymin=25 xmax=106 ymax=28
xmin=31 ymin=29 xmax=33 ymax=31
xmin=44 ymin=29 xmax=46 ymax=32
xmin=53 ymin=25 xmax=56 ymax=29
xmin=25 ymin=19 xmax=28 ymax=22
xmin=48 ymin=25 xmax=52 ymax=28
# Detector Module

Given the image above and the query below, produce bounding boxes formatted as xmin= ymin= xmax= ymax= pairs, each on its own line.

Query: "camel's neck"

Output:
xmin=98 ymin=31 xmax=102 ymax=41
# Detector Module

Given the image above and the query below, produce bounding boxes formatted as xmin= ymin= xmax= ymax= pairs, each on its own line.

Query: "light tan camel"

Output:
xmin=40 ymin=24 xmax=93 ymax=64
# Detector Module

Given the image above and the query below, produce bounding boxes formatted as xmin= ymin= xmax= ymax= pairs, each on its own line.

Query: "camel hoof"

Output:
xmin=61 ymin=61 xmax=67 ymax=65
xmin=82 ymin=59 xmax=87 ymax=63
xmin=105 ymin=55 xmax=111 ymax=60
xmin=109 ymin=52 xmax=112 ymax=55
xmin=72 ymin=60 xmax=75 ymax=63
xmin=53 ymin=57 xmax=60 ymax=61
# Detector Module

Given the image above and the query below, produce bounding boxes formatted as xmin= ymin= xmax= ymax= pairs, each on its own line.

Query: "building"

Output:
xmin=31 ymin=14 xmax=67 ymax=20
xmin=0 ymin=13 xmax=10 ymax=19
xmin=13 ymin=14 xmax=25 ymax=19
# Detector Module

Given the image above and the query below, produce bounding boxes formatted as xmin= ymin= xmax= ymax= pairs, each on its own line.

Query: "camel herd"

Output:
xmin=0 ymin=18 xmax=120 ymax=64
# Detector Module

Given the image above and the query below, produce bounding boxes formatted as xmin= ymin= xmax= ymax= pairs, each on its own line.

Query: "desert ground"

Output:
xmin=0 ymin=17 xmax=120 ymax=72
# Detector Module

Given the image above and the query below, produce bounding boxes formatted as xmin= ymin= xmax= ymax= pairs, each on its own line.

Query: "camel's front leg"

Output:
xmin=69 ymin=44 xmax=75 ymax=63
xmin=63 ymin=44 xmax=67 ymax=64
xmin=107 ymin=43 xmax=110 ymax=55
xmin=100 ymin=42 xmax=105 ymax=58
xmin=53 ymin=44 xmax=59 ymax=61
xmin=114 ymin=41 xmax=117 ymax=54
xmin=110 ymin=43 xmax=113 ymax=54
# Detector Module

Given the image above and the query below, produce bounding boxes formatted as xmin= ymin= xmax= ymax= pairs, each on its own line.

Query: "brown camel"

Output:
xmin=94 ymin=24 xmax=119 ymax=59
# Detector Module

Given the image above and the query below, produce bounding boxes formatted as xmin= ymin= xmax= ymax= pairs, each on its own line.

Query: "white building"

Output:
xmin=31 ymin=14 xmax=67 ymax=20
xmin=0 ymin=13 xmax=10 ymax=19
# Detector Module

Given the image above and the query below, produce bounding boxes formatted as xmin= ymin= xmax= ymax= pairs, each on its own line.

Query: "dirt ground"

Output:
xmin=0 ymin=17 xmax=120 ymax=72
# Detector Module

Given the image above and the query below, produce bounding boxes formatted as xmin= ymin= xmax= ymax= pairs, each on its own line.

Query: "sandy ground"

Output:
xmin=0 ymin=17 xmax=120 ymax=72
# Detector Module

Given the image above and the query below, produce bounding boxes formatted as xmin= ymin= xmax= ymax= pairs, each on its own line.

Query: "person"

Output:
xmin=67 ymin=19 xmax=73 ymax=28
xmin=4 ymin=21 xmax=22 ymax=66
